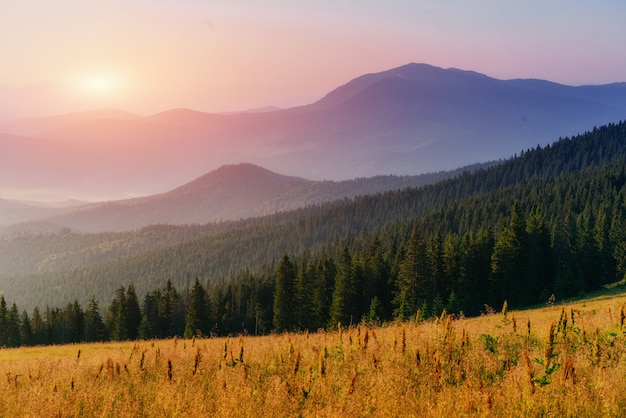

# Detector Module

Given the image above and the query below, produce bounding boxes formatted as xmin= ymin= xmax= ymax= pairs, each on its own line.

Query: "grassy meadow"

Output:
xmin=2 ymin=290 xmax=626 ymax=417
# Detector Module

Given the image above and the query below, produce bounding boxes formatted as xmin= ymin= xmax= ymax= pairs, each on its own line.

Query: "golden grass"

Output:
xmin=2 ymin=292 xmax=626 ymax=417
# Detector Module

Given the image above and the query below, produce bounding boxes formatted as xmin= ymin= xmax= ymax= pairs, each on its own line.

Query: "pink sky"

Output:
xmin=1 ymin=1 xmax=625 ymax=119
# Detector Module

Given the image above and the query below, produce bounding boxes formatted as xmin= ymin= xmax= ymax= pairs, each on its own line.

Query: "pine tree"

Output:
xmin=393 ymin=227 xmax=429 ymax=320
xmin=7 ymin=303 xmax=21 ymax=347
xmin=64 ymin=300 xmax=85 ymax=343
xmin=138 ymin=315 xmax=154 ymax=340
xmin=609 ymin=193 xmax=626 ymax=281
xmin=30 ymin=306 xmax=46 ymax=345
xmin=85 ymin=296 xmax=108 ymax=342
xmin=329 ymin=247 xmax=358 ymax=327
xmin=364 ymin=296 xmax=383 ymax=325
xmin=363 ymin=236 xmax=392 ymax=321
xmin=126 ymin=285 xmax=141 ymax=340
xmin=107 ymin=286 xmax=129 ymax=341
xmin=165 ymin=280 xmax=185 ymax=337
xmin=458 ymin=228 xmax=494 ymax=315
xmin=427 ymin=231 xmax=445 ymax=305
xmin=19 ymin=310 xmax=34 ymax=346
xmin=184 ymin=278 xmax=210 ymax=338
xmin=273 ymin=254 xmax=297 ymax=332
xmin=294 ymin=261 xmax=316 ymax=331
xmin=0 ymin=296 xmax=7 ymax=347
xmin=525 ymin=206 xmax=553 ymax=305
xmin=311 ymin=257 xmax=335 ymax=330
xmin=491 ymin=203 xmax=528 ymax=307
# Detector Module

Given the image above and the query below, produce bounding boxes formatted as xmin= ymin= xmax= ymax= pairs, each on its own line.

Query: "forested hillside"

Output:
xmin=0 ymin=161 xmax=495 ymax=233
xmin=0 ymin=122 xmax=625 ymax=345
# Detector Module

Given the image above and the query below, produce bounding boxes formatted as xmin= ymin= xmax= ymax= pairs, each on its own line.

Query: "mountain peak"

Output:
xmin=311 ymin=63 xmax=494 ymax=109
xmin=168 ymin=163 xmax=308 ymax=197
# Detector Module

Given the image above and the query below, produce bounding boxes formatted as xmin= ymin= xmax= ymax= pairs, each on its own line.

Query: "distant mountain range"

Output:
xmin=0 ymin=161 xmax=494 ymax=233
xmin=1 ymin=63 xmax=625 ymax=201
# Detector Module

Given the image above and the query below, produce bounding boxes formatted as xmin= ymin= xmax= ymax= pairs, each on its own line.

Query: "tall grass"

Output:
xmin=2 ymin=293 xmax=626 ymax=416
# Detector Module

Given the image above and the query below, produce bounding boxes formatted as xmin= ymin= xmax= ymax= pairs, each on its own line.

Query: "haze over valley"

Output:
xmin=2 ymin=63 xmax=626 ymax=203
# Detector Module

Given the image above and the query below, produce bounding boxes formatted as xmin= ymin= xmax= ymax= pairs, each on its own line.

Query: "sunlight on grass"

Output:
xmin=2 ymin=292 xmax=626 ymax=416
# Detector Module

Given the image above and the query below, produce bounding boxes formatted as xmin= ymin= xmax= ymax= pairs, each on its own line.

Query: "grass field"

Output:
xmin=2 ymin=290 xmax=626 ymax=417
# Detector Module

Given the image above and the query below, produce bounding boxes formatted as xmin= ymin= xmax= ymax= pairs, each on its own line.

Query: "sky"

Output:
xmin=1 ymin=0 xmax=626 ymax=119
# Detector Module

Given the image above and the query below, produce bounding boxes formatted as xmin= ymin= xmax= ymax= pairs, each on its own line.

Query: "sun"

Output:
xmin=65 ymin=69 xmax=127 ymax=103
xmin=80 ymin=74 xmax=117 ymax=96
xmin=84 ymin=75 xmax=114 ymax=92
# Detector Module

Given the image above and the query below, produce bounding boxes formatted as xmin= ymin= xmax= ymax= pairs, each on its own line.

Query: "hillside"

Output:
xmin=0 ymin=121 xmax=625 ymax=315
xmin=1 ymin=161 xmax=495 ymax=233
xmin=2 ymin=63 xmax=626 ymax=200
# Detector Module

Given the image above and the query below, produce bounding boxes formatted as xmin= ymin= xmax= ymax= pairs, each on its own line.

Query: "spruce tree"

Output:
xmin=85 ymin=296 xmax=108 ymax=342
xmin=490 ymin=202 xmax=528 ymax=307
xmin=20 ymin=310 xmax=34 ymax=346
xmin=273 ymin=254 xmax=297 ymax=332
xmin=294 ymin=262 xmax=316 ymax=331
xmin=311 ymin=257 xmax=335 ymax=330
xmin=393 ymin=227 xmax=429 ymax=320
xmin=30 ymin=307 xmax=45 ymax=345
xmin=184 ymin=278 xmax=210 ymax=338
xmin=329 ymin=247 xmax=357 ymax=327
xmin=107 ymin=286 xmax=129 ymax=341
xmin=7 ymin=303 xmax=21 ymax=347
xmin=126 ymin=285 xmax=141 ymax=340
xmin=0 ymin=296 xmax=7 ymax=347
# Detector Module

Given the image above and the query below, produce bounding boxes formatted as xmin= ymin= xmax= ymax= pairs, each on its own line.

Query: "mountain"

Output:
xmin=1 ymin=120 xmax=625 ymax=312
xmin=1 ymin=63 xmax=626 ymax=200
xmin=4 ymin=161 xmax=495 ymax=233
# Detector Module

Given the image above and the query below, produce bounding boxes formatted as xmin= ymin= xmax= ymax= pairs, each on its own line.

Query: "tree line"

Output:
xmin=1 ymin=165 xmax=624 ymax=346
xmin=1 ymin=122 xmax=625 ymax=346
xmin=2 ymin=123 xmax=626 ymax=312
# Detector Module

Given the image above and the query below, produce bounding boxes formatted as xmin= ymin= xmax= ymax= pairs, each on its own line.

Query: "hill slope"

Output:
xmin=1 ymin=63 xmax=625 ymax=200
xmin=3 ymin=161 xmax=494 ymax=233
xmin=1 ymin=121 xmax=625 ymax=311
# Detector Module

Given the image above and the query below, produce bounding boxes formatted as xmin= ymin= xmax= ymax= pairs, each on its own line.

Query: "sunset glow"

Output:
xmin=1 ymin=1 xmax=625 ymax=120
xmin=81 ymin=75 xmax=116 ymax=96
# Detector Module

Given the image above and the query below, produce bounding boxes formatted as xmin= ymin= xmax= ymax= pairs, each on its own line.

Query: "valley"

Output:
xmin=2 ymin=64 xmax=626 ymax=202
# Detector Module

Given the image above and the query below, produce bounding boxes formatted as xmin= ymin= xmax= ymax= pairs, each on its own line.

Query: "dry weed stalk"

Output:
xmin=167 ymin=359 xmax=173 ymax=382
xmin=522 ymin=350 xmax=534 ymax=392
xmin=592 ymin=330 xmax=601 ymax=366
xmin=557 ymin=308 xmax=568 ymax=335
xmin=139 ymin=349 xmax=146 ymax=371
xmin=192 ymin=346 xmax=201 ymax=376
xmin=401 ymin=327 xmax=406 ymax=355
xmin=318 ymin=348 xmax=326 ymax=377
xmin=362 ymin=329 xmax=369 ymax=351
xmin=561 ymin=356 xmax=576 ymax=384
xmin=293 ymin=350 xmax=301 ymax=375
xmin=302 ymin=366 xmax=312 ymax=398
xmin=241 ymin=363 xmax=248 ymax=382
xmin=544 ymin=321 xmax=556 ymax=369
xmin=347 ymin=370 xmax=357 ymax=395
